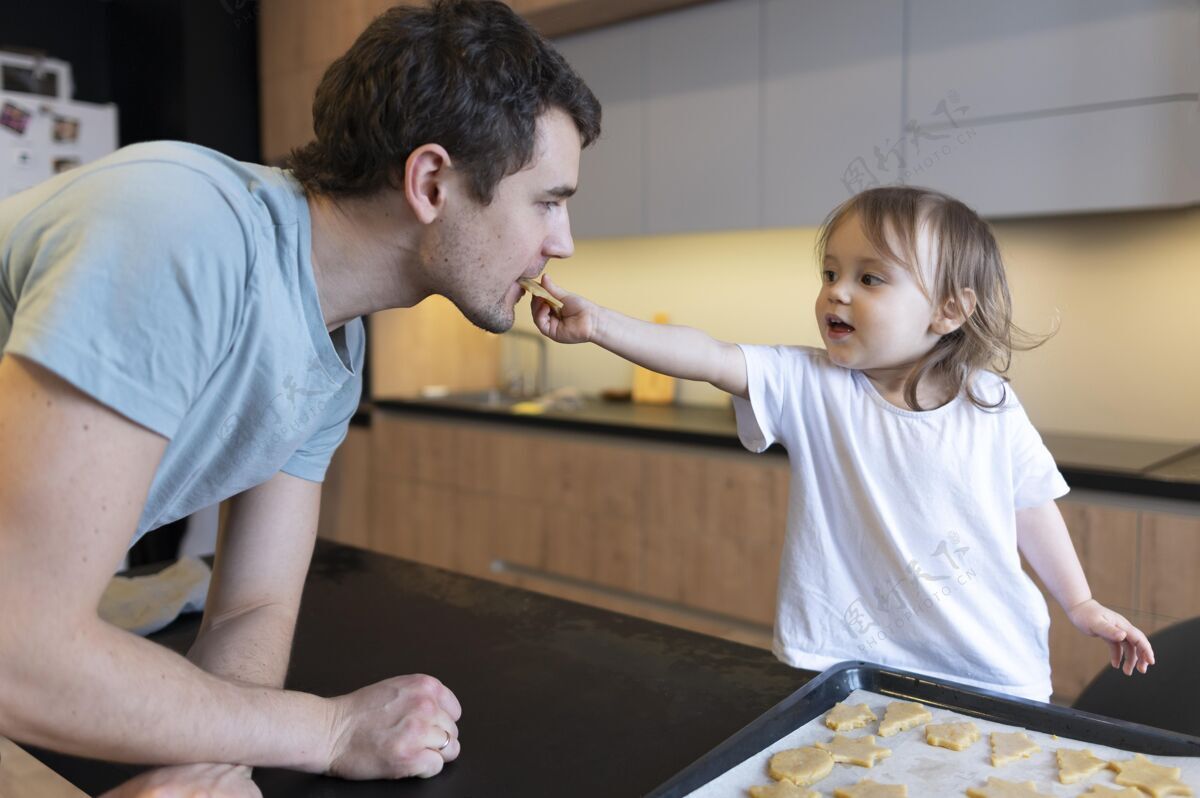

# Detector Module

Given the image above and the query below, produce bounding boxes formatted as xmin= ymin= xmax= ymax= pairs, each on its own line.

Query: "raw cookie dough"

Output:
xmin=1080 ymin=788 xmax=1148 ymax=798
xmin=878 ymin=701 xmax=932 ymax=737
xmin=748 ymin=781 xmax=819 ymax=798
xmin=990 ymin=732 xmax=1039 ymax=767
xmin=1109 ymin=754 xmax=1194 ymax=797
xmin=926 ymin=721 xmax=981 ymax=751
xmin=965 ymin=777 xmax=1052 ymax=797
xmin=815 ymin=734 xmax=892 ymax=768
xmin=834 ymin=778 xmax=908 ymax=797
xmin=1057 ymin=748 xmax=1109 ymax=784
xmin=826 ymin=702 xmax=878 ymax=732
xmin=768 ymin=747 xmax=835 ymax=786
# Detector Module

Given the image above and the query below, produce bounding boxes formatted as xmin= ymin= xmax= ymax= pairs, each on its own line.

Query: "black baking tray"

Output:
xmin=647 ymin=660 xmax=1200 ymax=797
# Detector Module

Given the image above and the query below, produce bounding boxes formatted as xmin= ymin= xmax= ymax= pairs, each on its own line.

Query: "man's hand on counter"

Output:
xmin=325 ymin=674 xmax=462 ymax=779
xmin=97 ymin=763 xmax=259 ymax=798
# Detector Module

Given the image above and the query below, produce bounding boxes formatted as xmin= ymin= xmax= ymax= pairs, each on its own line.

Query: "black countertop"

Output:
xmin=31 ymin=540 xmax=806 ymax=797
xmin=372 ymin=397 xmax=1200 ymax=503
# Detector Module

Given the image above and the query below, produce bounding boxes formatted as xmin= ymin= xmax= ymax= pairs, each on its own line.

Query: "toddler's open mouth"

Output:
xmin=825 ymin=314 xmax=855 ymax=338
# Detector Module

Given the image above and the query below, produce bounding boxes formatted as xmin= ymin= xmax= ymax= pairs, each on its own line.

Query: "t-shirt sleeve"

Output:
xmin=281 ymin=320 xmax=366 ymax=482
xmin=1007 ymin=400 xmax=1070 ymax=509
xmin=732 ymin=344 xmax=796 ymax=453
xmin=2 ymin=162 xmax=250 ymax=439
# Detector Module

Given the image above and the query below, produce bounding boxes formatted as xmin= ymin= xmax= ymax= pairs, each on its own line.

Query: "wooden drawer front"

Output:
xmin=1138 ymin=510 xmax=1200 ymax=619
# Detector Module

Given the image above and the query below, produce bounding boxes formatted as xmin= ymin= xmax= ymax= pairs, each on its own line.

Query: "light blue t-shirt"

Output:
xmin=0 ymin=141 xmax=364 ymax=543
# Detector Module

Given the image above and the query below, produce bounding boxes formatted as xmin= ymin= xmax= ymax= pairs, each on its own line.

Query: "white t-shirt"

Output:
xmin=733 ymin=345 xmax=1069 ymax=701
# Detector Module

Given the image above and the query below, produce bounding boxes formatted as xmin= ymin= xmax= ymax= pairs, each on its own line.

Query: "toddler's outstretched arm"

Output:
xmin=1016 ymin=501 xmax=1155 ymax=676
xmin=529 ymin=274 xmax=748 ymax=399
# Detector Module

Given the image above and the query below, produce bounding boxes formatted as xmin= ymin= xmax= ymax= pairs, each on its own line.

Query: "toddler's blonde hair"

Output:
xmin=816 ymin=185 xmax=1050 ymax=411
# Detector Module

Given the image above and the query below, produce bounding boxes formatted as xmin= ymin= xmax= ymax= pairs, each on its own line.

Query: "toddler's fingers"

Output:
xmin=1094 ymin=616 xmax=1126 ymax=644
xmin=1123 ymin=639 xmax=1139 ymax=676
xmin=1107 ymin=639 xmax=1122 ymax=669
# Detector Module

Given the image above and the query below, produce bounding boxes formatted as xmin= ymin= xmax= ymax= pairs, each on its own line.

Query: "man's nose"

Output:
xmin=544 ymin=209 xmax=575 ymax=260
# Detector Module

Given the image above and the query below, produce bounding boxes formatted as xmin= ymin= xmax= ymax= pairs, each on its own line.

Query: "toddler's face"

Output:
xmin=814 ymin=212 xmax=944 ymax=375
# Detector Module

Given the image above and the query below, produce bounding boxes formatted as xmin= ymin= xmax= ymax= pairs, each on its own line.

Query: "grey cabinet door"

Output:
xmin=762 ymin=0 xmax=905 ymax=227
xmin=643 ymin=0 xmax=763 ymax=234
xmin=905 ymin=0 xmax=1200 ymax=215
xmin=907 ymin=0 xmax=1200 ymax=120
xmin=555 ymin=22 xmax=647 ymax=239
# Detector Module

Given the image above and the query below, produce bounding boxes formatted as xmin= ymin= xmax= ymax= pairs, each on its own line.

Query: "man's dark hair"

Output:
xmin=288 ymin=0 xmax=601 ymax=204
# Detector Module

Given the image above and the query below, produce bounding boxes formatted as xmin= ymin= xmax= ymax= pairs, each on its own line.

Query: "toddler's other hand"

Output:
xmin=530 ymin=273 xmax=598 ymax=345
xmin=1067 ymin=598 xmax=1155 ymax=676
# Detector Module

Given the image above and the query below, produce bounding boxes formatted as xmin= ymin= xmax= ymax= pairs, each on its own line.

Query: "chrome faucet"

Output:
xmin=501 ymin=329 xmax=547 ymax=398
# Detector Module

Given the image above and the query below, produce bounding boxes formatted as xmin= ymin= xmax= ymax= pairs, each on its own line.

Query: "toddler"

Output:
xmin=529 ymin=186 xmax=1153 ymax=701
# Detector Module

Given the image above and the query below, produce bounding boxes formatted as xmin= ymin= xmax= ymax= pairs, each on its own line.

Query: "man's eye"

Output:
xmin=541 ymin=201 xmax=562 ymax=210
xmin=862 ymin=274 xmax=884 ymax=286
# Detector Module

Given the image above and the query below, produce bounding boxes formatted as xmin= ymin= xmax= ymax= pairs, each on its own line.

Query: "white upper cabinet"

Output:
xmin=556 ymin=0 xmax=1200 ymax=237
xmin=905 ymin=0 xmax=1200 ymax=216
xmin=906 ymin=102 xmax=1200 ymax=217
xmin=762 ymin=0 xmax=905 ymax=227
xmin=642 ymin=0 xmax=762 ymax=234
xmin=907 ymin=0 xmax=1200 ymax=120
xmin=554 ymin=22 xmax=647 ymax=239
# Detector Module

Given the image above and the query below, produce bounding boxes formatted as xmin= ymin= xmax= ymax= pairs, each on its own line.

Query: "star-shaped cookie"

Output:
xmin=990 ymin=731 xmax=1039 ymax=767
xmin=878 ymin=701 xmax=931 ymax=737
xmin=825 ymin=701 xmax=878 ymax=732
xmin=965 ymin=776 xmax=1052 ymax=797
xmin=833 ymin=778 xmax=908 ymax=797
xmin=1057 ymin=748 xmax=1108 ymax=784
xmin=815 ymin=734 xmax=892 ymax=768
xmin=749 ymin=781 xmax=820 ymax=798
xmin=1080 ymin=787 xmax=1150 ymax=798
xmin=925 ymin=721 xmax=981 ymax=751
xmin=1109 ymin=754 xmax=1193 ymax=797
xmin=767 ymin=746 xmax=834 ymax=786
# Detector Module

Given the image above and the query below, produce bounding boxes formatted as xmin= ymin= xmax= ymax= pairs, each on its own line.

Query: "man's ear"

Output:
xmin=403 ymin=143 xmax=453 ymax=225
xmin=932 ymin=287 xmax=978 ymax=335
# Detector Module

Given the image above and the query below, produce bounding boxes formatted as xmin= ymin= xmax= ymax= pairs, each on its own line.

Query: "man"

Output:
xmin=0 ymin=1 xmax=600 ymax=794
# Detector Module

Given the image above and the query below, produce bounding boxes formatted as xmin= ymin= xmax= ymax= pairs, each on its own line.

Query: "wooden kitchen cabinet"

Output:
xmin=1031 ymin=498 xmax=1200 ymax=702
xmin=340 ymin=413 xmax=783 ymax=642
xmin=319 ymin=414 xmax=1200 ymax=704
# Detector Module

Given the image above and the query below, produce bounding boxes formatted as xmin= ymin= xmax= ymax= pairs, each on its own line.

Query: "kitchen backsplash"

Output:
xmin=507 ymin=204 xmax=1200 ymax=442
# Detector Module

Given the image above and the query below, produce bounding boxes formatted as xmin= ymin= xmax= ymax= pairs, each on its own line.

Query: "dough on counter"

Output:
xmin=826 ymin=701 xmax=878 ymax=732
xmin=1109 ymin=754 xmax=1193 ymax=797
xmin=878 ymin=701 xmax=931 ymax=737
xmin=1079 ymin=787 xmax=1148 ymax=798
xmin=834 ymin=778 xmax=908 ymax=797
xmin=815 ymin=734 xmax=892 ymax=768
xmin=965 ymin=776 xmax=1052 ymax=797
xmin=767 ymin=747 xmax=834 ymax=786
xmin=925 ymin=721 xmax=981 ymax=751
xmin=989 ymin=732 xmax=1039 ymax=767
xmin=1056 ymin=748 xmax=1109 ymax=784
xmin=748 ymin=781 xmax=819 ymax=798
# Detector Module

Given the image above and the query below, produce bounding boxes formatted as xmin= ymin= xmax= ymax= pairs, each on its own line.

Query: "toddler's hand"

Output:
xmin=530 ymin=273 xmax=598 ymax=345
xmin=1067 ymin=598 xmax=1155 ymax=676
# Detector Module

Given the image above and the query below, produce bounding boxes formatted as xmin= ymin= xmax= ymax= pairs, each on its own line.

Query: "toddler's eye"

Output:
xmin=861 ymin=274 xmax=884 ymax=286
xmin=822 ymin=269 xmax=837 ymax=283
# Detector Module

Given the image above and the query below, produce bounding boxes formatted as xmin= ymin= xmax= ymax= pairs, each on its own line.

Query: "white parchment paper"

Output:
xmin=685 ymin=689 xmax=1200 ymax=796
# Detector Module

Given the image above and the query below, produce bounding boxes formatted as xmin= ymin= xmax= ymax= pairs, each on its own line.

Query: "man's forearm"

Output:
xmin=188 ymin=603 xmax=298 ymax=688
xmin=0 ymin=617 xmax=331 ymax=772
